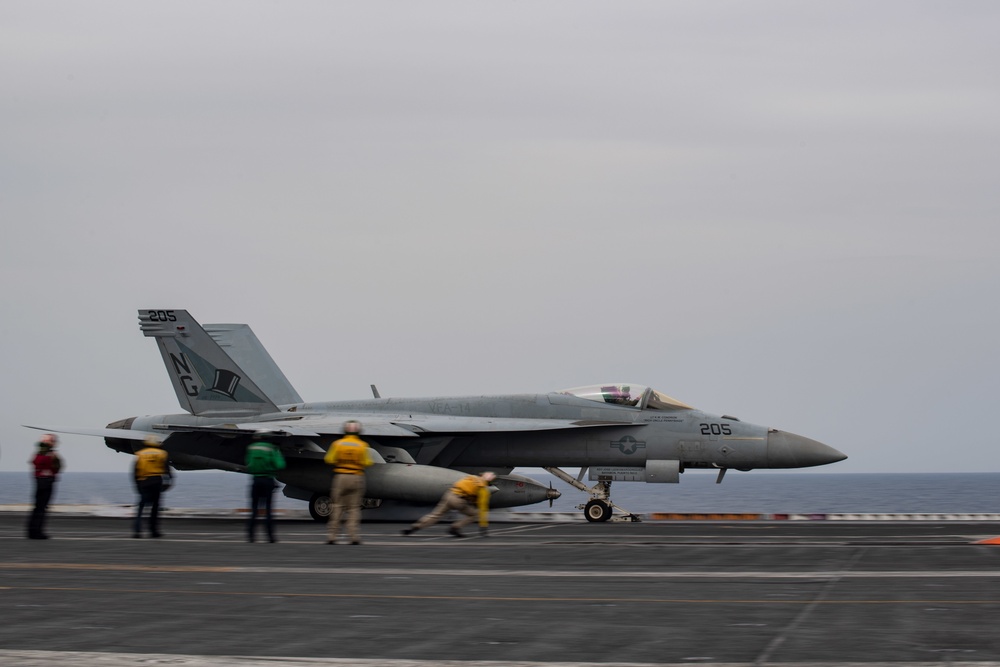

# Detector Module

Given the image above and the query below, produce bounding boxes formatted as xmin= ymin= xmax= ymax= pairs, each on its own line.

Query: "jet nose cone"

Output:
xmin=767 ymin=430 xmax=847 ymax=468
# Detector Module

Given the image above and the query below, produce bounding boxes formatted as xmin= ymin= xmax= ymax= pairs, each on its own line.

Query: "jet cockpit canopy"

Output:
xmin=556 ymin=384 xmax=694 ymax=411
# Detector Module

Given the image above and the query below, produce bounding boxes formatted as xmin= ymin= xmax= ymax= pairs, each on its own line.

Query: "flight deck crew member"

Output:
xmin=27 ymin=434 xmax=62 ymax=540
xmin=403 ymin=471 xmax=496 ymax=538
xmin=245 ymin=431 xmax=286 ymax=543
xmin=324 ymin=420 xmax=373 ymax=545
xmin=133 ymin=436 xmax=172 ymax=538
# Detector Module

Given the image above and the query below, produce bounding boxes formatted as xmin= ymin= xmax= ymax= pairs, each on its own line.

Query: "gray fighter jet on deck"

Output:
xmin=29 ymin=309 xmax=846 ymax=522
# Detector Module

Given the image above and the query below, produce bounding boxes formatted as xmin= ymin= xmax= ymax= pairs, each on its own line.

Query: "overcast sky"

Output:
xmin=2 ymin=2 xmax=998 ymax=476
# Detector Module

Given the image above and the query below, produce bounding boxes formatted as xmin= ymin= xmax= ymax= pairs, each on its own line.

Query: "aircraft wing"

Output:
xmin=24 ymin=420 xmax=423 ymax=441
xmin=25 ymin=414 xmax=639 ymax=443
xmin=23 ymin=425 xmax=158 ymax=441
xmin=253 ymin=413 xmax=641 ymax=436
xmin=146 ymin=420 xmax=421 ymax=439
xmin=393 ymin=415 xmax=640 ymax=434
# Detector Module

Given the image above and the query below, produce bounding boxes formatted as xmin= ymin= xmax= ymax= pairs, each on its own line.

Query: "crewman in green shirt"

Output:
xmin=245 ymin=431 xmax=286 ymax=543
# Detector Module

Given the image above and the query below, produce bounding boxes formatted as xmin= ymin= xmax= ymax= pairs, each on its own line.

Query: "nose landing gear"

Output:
xmin=543 ymin=466 xmax=641 ymax=522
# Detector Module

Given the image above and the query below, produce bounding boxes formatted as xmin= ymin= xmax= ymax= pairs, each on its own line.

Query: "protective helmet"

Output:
xmin=343 ymin=420 xmax=362 ymax=434
xmin=144 ymin=435 xmax=162 ymax=447
xmin=40 ymin=434 xmax=57 ymax=446
xmin=481 ymin=472 xmax=497 ymax=483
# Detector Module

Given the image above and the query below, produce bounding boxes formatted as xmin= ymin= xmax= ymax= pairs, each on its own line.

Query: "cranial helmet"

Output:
xmin=481 ymin=472 xmax=497 ymax=483
xmin=40 ymin=433 xmax=57 ymax=446
xmin=343 ymin=420 xmax=362 ymax=434
xmin=144 ymin=435 xmax=162 ymax=447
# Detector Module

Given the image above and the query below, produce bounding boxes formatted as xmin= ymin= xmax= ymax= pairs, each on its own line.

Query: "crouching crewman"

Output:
xmin=403 ymin=471 xmax=496 ymax=538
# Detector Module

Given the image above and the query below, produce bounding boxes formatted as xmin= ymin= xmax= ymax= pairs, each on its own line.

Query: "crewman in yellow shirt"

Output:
xmin=403 ymin=471 xmax=496 ymax=538
xmin=323 ymin=420 xmax=373 ymax=545
xmin=133 ymin=435 xmax=172 ymax=538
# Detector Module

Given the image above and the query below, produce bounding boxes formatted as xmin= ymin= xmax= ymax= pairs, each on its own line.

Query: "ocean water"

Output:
xmin=3 ymin=471 xmax=1000 ymax=514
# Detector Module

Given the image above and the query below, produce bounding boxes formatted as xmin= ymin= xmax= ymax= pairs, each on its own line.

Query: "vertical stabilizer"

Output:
xmin=204 ymin=323 xmax=303 ymax=406
xmin=139 ymin=309 xmax=279 ymax=416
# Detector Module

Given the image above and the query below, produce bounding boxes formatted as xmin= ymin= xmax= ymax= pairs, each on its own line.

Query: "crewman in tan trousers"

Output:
xmin=324 ymin=420 xmax=372 ymax=545
xmin=403 ymin=471 xmax=496 ymax=538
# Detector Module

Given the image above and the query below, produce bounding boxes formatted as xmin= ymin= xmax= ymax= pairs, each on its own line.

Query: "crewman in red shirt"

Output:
xmin=27 ymin=434 xmax=62 ymax=540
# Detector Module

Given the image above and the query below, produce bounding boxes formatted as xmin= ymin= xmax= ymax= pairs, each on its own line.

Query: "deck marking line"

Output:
xmin=4 ymin=562 xmax=1000 ymax=579
xmin=3 ymin=650 xmax=1000 ymax=666
xmin=4 ymin=585 xmax=1000 ymax=605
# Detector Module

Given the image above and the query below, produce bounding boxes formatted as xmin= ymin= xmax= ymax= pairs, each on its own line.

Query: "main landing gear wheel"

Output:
xmin=309 ymin=494 xmax=332 ymax=522
xmin=584 ymin=499 xmax=612 ymax=522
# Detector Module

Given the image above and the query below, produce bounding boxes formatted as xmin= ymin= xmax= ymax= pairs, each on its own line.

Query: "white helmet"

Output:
xmin=343 ymin=420 xmax=362 ymax=434
xmin=481 ymin=472 xmax=497 ymax=483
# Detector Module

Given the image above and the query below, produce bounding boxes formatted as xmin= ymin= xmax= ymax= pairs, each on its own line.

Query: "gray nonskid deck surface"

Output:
xmin=3 ymin=515 xmax=1000 ymax=666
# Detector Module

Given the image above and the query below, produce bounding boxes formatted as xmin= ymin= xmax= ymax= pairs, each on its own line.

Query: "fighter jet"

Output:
xmin=29 ymin=309 xmax=846 ymax=522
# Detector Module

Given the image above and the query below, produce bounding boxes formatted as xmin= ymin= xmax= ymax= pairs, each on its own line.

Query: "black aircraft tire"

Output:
xmin=309 ymin=494 xmax=332 ymax=523
xmin=584 ymin=499 xmax=612 ymax=523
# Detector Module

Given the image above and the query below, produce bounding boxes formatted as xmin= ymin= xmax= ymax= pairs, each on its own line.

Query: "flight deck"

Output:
xmin=3 ymin=513 xmax=1000 ymax=666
